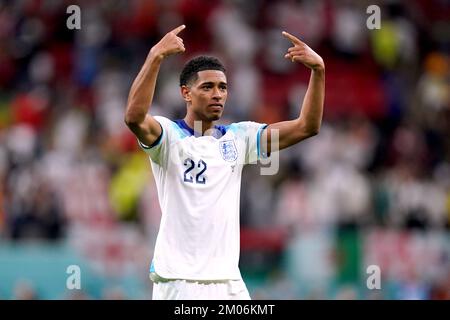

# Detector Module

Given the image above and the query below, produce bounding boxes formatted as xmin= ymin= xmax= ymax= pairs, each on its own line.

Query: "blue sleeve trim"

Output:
xmin=138 ymin=123 xmax=164 ymax=149
xmin=257 ymin=124 xmax=268 ymax=159
xmin=149 ymin=260 xmax=155 ymax=273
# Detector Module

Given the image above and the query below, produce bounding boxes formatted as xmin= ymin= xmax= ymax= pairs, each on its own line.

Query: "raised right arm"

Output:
xmin=124 ymin=25 xmax=186 ymax=146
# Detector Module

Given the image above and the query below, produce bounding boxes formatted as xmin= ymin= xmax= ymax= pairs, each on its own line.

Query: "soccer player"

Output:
xmin=124 ymin=25 xmax=325 ymax=300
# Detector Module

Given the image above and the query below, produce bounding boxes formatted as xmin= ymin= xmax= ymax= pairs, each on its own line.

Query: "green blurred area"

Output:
xmin=1 ymin=228 xmax=449 ymax=300
xmin=0 ymin=241 xmax=149 ymax=300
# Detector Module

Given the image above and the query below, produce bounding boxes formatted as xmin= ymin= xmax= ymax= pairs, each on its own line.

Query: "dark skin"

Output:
xmin=125 ymin=25 xmax=325 ymax=153
xmin=181 ymin=70 xmax=228 ymax=133
xmin=125 ymin=25 xmax=186 ymax=145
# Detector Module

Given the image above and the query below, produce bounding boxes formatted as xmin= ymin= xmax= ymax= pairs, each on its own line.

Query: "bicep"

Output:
xmin=261 ymin=119 xmax=314 ymax=153
xmin=126 ymin=114 xmax=162 ymax=147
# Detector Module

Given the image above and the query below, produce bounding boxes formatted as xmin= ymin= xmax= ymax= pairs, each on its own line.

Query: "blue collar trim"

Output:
xmin=174 ymin=119 xmax=228 ymax=139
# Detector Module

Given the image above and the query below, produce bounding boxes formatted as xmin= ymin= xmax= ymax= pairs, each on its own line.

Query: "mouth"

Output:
xmin=208 ymin=103 xmax=223 ymax=111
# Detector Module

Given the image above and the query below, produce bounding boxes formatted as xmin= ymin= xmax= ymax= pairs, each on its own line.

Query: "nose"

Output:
xmin=212 ymin=87 xmax=223 ymax=100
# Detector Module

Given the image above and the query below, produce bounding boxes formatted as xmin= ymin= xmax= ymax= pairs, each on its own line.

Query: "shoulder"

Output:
xmin=229 ymin=121 xmax=267 ymax=133
xmin=152 ymin=115 xmax=172 ymax=126
xmin=152 ymin=116 xmax=194 ymax=140
xmin=151 ymin=116 xmax=182 ymax=132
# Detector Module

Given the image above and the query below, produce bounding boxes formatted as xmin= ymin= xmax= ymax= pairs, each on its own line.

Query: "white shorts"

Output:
xmin=151 ymin=276 xmax=251 ymax=300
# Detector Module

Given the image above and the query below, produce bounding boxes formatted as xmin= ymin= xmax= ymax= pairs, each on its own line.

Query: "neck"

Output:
xmin=183 ymin=113 xmax=215 ymax=135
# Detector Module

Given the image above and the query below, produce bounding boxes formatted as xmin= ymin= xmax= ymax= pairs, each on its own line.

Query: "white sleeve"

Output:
xmin=137 ymin=116 xmax=173 ymax=167
xmin=235 ymin=121 xmax=268 ymax=165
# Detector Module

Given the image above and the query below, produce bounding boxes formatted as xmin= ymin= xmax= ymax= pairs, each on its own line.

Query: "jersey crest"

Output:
xmin=219 ymin=140 xmax=238 ymax=162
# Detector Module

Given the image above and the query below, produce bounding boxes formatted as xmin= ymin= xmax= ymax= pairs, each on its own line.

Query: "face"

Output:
xmin=181 ymin=70 xmax=228 ymax=122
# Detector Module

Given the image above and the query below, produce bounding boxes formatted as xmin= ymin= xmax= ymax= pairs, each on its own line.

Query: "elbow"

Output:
xmin=124 ymin=114 xmax=135 ymax=128
xmin=298 ymin=119 xmax=320 ymax=139
xmin=124 ymin=109 xmax=143 ymax=128
xmin=299 ymin=122 xmax=320 ymax=138
xmin=308 ymin=127 xmax=320 ymax=137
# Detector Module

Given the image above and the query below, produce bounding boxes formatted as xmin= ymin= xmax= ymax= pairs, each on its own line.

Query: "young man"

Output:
xmin=124 ymin=25 xmax=325 ymax=300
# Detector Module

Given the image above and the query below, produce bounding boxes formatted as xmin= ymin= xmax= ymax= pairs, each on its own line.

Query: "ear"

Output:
xmin=181 ymin=85 xmax=191 ymax=102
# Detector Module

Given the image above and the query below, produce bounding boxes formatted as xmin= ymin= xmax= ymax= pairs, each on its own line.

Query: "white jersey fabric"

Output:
xmin=151 ymin=277 xmax=251 ymax=300
xmin=139 ymin=116 xmax=267 ymax=281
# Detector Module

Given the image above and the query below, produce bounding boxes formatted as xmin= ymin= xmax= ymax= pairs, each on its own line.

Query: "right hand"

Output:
xmin=151 ymin=25 xmax=186 ymax=59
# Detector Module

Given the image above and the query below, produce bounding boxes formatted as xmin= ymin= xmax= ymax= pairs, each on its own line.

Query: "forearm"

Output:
xmin=125 ymin=51 xmax=163 ymax=124
xmin=262 ymin=31 xmax=325 ymax=153
xmin=298 ymin=66 xmax=325 ymax=135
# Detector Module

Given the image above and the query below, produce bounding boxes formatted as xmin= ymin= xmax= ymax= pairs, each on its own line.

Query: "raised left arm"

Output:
xmin=261 ymin=31 xmax=325 ymax=154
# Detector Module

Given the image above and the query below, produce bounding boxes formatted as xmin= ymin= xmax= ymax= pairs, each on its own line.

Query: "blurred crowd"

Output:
xmin=0 ymin=0 xmax=449 ymax=299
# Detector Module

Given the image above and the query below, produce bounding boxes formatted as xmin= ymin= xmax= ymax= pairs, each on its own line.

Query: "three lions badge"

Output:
xmin=220 ymin=140 xmax=238 ymax=162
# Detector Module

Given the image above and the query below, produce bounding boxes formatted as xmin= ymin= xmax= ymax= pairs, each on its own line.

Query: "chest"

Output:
xmin=168 ymin=134 xmax=244 ymax=184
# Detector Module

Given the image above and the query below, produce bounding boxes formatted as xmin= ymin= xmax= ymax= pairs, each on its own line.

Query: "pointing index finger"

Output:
xmin=282 ymin=31 xmax=302 ymax=45
xmin=171 ymin=24 xmax=186 ymax=35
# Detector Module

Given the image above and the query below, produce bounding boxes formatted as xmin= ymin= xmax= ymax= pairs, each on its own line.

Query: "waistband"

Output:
xmin=149 ymin=272 xmax=236 ymax=284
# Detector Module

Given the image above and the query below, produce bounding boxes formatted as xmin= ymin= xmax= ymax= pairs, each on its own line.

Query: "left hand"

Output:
xmin=282 ymin=31 xmax=324 ymax=71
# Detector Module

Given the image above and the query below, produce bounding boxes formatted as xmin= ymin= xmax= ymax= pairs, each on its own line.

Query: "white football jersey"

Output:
xmin=139 ymin=116 xmax=267 ymax=280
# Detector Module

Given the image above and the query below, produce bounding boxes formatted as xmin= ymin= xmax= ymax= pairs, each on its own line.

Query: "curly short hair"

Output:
xmin=179 ymin=56 xmax=226 ymax=86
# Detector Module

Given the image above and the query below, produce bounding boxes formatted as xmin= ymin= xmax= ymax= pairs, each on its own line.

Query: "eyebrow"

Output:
xmin=199 ymin=81 xmax=227 ymax=86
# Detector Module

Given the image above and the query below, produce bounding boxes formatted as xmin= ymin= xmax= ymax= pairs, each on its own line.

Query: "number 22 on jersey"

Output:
xmin=183 ymin=158 xmax=207 ymax=184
